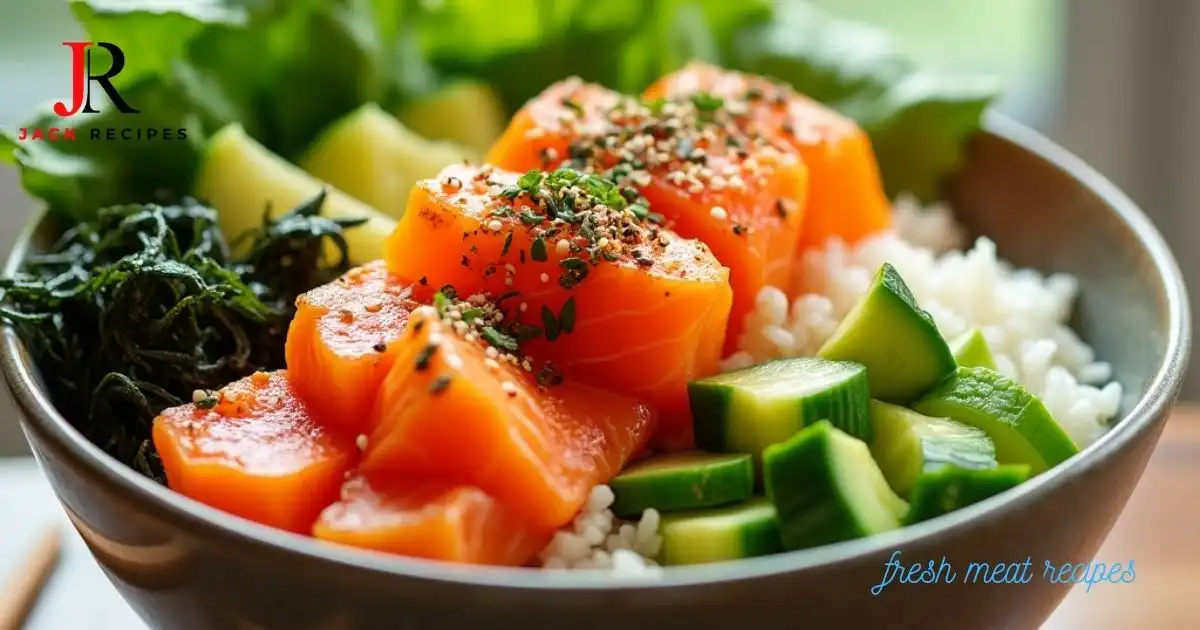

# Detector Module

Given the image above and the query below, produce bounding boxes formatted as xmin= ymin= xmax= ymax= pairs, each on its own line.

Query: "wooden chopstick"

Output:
xmin=0 ymin=524 xmax=62 ymax=630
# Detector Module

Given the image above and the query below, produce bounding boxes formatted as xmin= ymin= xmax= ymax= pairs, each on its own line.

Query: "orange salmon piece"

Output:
xmin=485 ymin=78 xmax=808 ymax=354
xmin=360 ymin=305 xmax=656 ymax=530
xmin=285 ymin=260 xmax=420 ymax=436
xmin=385 ymin=164 xmax=730 ymax=450
xmin=645 ymin=62 xmax=892 ymax=253
xmin=313 ymin=475 xmax=550 ymax=567
xmin=153 ymin=371 xmax=357 ymax=534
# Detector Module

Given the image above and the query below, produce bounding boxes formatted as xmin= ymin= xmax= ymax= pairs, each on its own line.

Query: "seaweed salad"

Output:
xmin=0 ymin=192 xmax=361 ymax=481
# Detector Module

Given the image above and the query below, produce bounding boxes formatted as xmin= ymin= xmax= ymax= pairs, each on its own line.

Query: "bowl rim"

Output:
xmin=1 ymin=113 xmax=1191 ymax=591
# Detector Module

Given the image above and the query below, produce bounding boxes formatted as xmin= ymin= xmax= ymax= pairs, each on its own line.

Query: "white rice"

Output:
xmin=725 ymin=195 xmax=1123 ymax=448
xmin=542 ymin=195 xmax=1124 ymax=573
xmin=536 ymin=485 xmax=664 ymax=578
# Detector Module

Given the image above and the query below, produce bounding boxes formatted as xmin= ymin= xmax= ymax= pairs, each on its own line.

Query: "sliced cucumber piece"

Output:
xmin=609 ymin=452 xmax=754 ymax=518
xmin=912 ymin=367 xmax=1079 ymax=474
xmin=301 ymin=103 xmax=472 ymax=219
xmin=817 ymin=262 xmax=957 ymax=403
xmin=950 ymin=328 xmax=998 ymax=370
xmin=399 ymin=81 xmax=506 ymax=157
xmin=904 ymin=464 xmax=1031 ymax=525
xmin=658 ymin=497 xmax=782 ymax=566
xmin=868 ymin=400 xmax=996 ymax=499
xmin=763 ymin=420 xmax=906 ymax=551
xmin=689 ymin=358 xmax=872 ymax=462
xmin=196 ymin=123 xmax=395 ymax=264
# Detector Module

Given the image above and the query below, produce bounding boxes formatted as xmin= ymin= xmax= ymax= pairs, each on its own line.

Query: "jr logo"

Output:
xmin=53 ymin=41 xmax=139 ymax=118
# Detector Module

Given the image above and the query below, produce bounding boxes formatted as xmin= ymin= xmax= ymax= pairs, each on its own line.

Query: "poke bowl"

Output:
xmin=0 ymin=2 xmax=1190 ymax=629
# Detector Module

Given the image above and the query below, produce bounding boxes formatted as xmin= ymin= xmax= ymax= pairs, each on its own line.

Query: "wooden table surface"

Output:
xmin=1043 ymin=407 xmax=1200 ymax=629
xmin=2 ymin=409 xmax=1199 ymax=629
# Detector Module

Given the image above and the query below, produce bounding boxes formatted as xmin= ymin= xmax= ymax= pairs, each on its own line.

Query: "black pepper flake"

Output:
xmin=501 ymin=232 xmax=514 ymax=256
xmin=460 ymin=255 xmax=470 ymax=267
xmin=373 ymin=342 xmax=388 ymax=353
xmin=775 ymin=199 xmax=789 ymax=218
xmin=429 ymin=375 xmax=452 ymax=395
xmin=415 ymin=343 xmax=439 ymax=371
xmin=531 ymin=237 xmax=548 ymax=261
xmin=412 ymin=319 xmax=425 ymax=334
xmin=781 ymin=122 xmax=795 ymax=135
xmin=520 ymin=249 xmax=527 ymax=264
xmin=732 ymin=224 xmax=748 ymax=236
xmin=418 ymin=276 xmax=428 ymax=285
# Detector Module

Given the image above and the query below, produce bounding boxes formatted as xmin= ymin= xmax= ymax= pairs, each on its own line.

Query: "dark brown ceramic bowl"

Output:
xmin=2 ymin=114 xmax=1190 ymax=630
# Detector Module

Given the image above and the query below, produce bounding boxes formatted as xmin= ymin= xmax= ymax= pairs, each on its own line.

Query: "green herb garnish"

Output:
xmin=541 ymin=305 xmax=561 ymax=341
xmin=559 ymin=297 xmax=577 ymax=334
xmin=531 ymin=237 xmax=548 ymax=262
xmin=481 ymin=326 xmax=519 ymax=352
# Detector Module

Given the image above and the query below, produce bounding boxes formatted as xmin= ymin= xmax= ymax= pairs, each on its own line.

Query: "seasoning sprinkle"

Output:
xmin=559 ymin=297 xmax=577 ymax=334
xmin=531 ymin=236 xmax=548 ymax=261
xmin=429 ymin=375 xmax=452 ymax=395
xmin=501 ymin=232 xmax=514 ymax=256
xmin=414 ymin=343 xmax=439 ymax=371
xmin=541 ymin=305 xmax=561 ymax=341
xmin=372 ymin=342 xmax=387 ymax=353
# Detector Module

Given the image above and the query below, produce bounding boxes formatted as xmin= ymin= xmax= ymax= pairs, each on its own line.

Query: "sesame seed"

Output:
xmin=501 ymin=381 xmax=518 ymax=397
xmin=191 ymin=389 xmax=206 ymax=403
xmin=710 ymin=206 xmax=728 ymax=220
xmin=556 ymin=239 xmax=570 ymax=256
xmin=519 ymin=302 xmax=528 ymax=312
xmin=540 ymin=273 xmax=550 ymax=283
xmin=485 ymin=346 xmax=499 ymax=359
xmin=484 ymin=358 xmax=501 ymax=370
xmin=356 ymin=434 xmax=368 ymax=451
xmin=504 ymin=277 xmax=514 ymax=286
xmin=488 ymin=219 xmax=504 ymax=232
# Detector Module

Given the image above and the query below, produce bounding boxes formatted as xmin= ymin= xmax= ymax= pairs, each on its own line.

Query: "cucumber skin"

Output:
xmin=903 ymin=464 xmax=1031 ymax=525
xmin=764 ymin=421 xmax=899 ymax=551
xmin=609 ymin=454 xmax=754 ymax=517
xmin=689 ymin=380 xmax=735 ymax=453
xmin=913 ymin=367 xmax=1079 ymax=474
xmin=659 ymin=499 xmax=783 ymax=566
xmin=688 ymin=361 xmax=872 ymax=455
xmin=818 ymin=263 xmax=957 ymax=404
xmin=868 ymin=401 xmax=997 ymax=499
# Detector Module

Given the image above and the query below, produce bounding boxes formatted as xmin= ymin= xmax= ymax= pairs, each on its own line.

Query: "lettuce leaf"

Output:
xmin=732 ymin=0 xmax=999 ymax=201
xmin=4 ymin=0 xmax=996 ymax=223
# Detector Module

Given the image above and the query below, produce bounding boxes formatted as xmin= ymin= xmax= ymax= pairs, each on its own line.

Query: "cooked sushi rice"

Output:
xmin=542 ymin=195 xmax=1124 ymax=572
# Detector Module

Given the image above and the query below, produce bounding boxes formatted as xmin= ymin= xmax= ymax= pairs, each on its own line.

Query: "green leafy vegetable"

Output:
xmin=0 ymin=193 xmax=358 ymax=482
xmin=731 ymin=0 xmax=998 ymax=200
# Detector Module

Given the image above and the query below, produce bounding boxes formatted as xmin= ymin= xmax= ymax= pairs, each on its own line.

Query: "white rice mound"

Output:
xmin=724 ymin=195 xmax=1123 ymax=448
xmin=540 ymin=195 xmax=1125 ymax=574
xmin=536 ymin=485 xmax=664 ymax=577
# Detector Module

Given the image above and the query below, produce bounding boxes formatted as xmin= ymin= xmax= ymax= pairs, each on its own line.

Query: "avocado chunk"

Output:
xmin=195 ymin=123 xmax=395 ymax=264
xmin=903 ymin=464 xmax=1031 ymax=525
xmin=400 ymin=80 xmax=506 ymax=157
xmin=300 ymin=103 xmax=472 ymax=219
xmin=763 ymin=421 xmax=906 ymax=551
xmin=658 ymin=498 xmax=782 ymax=566
xmin=817 ymin=262 xmax=957 ymax=403
xmin=912 ymin=367 xmax=1079 ymax=474
xmin=609 ymin=452 xmax=754 ymax=518
xmin=689 ymin=357 xmax=872 ymax=462
xmin=949 ymin=328 xmax=998 ymax=370
xmin=868 ymin=400 xmax=997 ymax=499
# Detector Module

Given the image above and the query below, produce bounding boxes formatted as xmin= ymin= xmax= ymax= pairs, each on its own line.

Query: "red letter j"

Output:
xmin=53 ymin=42 xmax=93 ymax=118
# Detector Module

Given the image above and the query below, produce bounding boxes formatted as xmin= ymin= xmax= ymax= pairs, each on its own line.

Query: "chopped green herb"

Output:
xmin=518 ymin=170 xmax=545 ymax=192
xmin=536 ymin=363 xmax=564 ymax=387
xmin=559 ymin=297 xmax=576 ymax=334
xmin=541 ymin=305 xmax=561 ymax=341
xmin=531 ymin=237 xmax=548 ymax=261
xmin=691 ymin=92 xmax=724 ymax=113
xmin=481 ymin=326 xmax=519 ymax=352
xmin=433 ymin=292 xmax=450 ymax=316
xmin=520 ymin=210 xmax=543 ymax=226
xmin=513 ymin=323 xmax=543 ymax=343
xmin=195 ymin=391 xmax=219 ymax=410
xmin=460 ymin=308 xmax=485 ymax=323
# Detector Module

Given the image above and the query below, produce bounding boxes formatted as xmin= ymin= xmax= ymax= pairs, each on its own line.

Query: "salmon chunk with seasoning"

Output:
xmin=361 ymin=300 xmax=656 ymax=530
xmin=645 ymin=62 xmax=892 ymax=253
xmin=153 ymin=371 xmax=357 ymax=534
xmin=385 ymin=163 xmax=731 ymax=451
xmin=313 ymin=475 xmax=551 ymax=567
xmin=485 ymin=78 xmax=809 ymax=355
xmin=285 ymin=260 xmax=420 ymax=435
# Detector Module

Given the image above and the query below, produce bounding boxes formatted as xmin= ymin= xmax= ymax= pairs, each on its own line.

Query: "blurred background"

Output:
xmin=0 ymin=0 xmax=1193 ymax=454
